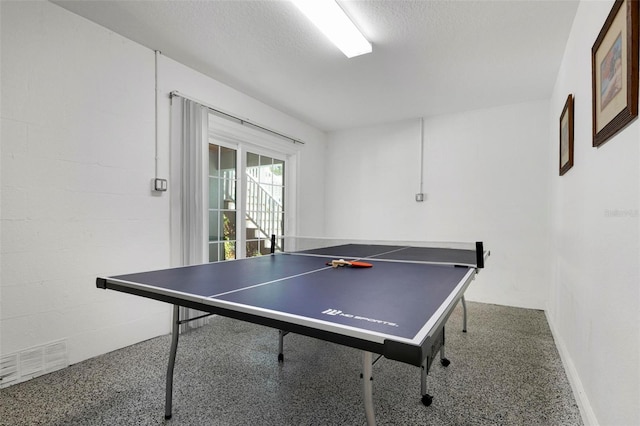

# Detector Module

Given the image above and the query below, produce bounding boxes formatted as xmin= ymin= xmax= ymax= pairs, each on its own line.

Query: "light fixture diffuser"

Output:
xmin=292 ymin=0 xmax=372 ymax=58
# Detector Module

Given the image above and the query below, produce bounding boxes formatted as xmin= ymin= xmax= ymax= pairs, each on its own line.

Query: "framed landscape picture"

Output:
xmin=560 ymin=94 xmax=574 ymax=176
xmin=591 ymin=0 xmax=639 ymax=147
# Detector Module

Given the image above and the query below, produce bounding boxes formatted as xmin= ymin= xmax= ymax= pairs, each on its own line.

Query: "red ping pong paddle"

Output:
xmin=326 ymin=259 xmax=373 ymax=268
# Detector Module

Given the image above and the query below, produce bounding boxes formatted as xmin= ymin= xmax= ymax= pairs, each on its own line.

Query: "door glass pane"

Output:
xmin=221 ymin=178 xmax=235 ymax=208
xmin=272 ymin=159 xmax=284 ymax=186
xmin=220 ymin=147 xmax=236 ymax=178
xmin=247 ymin=152 xmax=259 ymax=168
xmin=223 ymin=241 xmax=236 ymax=261
xmin=208 ymin=243 xmax=222 ymax=262
xmin=246 ymin=240 xmax=259 ymax=258
xmin=209 ymin=177 xmax=220 ymax=209
xmin=223 ymin=211 xmax=236 ymax=240
xmin=208 ymin=211 xmax=220 ymax=241
xmin=209 ymin=145 xmax=220 ymax=177
xmin=259 ymin=155 xmax=272 ymax=184
xmin=271 ymin=185 xmax=283 ymax=204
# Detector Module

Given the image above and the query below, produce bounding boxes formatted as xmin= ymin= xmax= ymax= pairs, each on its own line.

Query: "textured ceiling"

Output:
xmin=53 ymin=0 xmax=579 ymax=131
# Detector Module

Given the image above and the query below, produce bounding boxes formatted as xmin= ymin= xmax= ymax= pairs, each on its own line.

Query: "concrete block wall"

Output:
xmin=1 ymin=1 xmax=327 ymax=384
xmin=1 ymin=1 xmax=172 ymax=376
xmin=325 ymin=101 xmax=552 ymax=310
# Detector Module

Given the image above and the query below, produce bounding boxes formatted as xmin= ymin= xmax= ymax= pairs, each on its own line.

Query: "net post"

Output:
xmin=270 ymin=234 xmax=276 ymax=254
xmin=475 ymin=242 xmax=484 ymax=268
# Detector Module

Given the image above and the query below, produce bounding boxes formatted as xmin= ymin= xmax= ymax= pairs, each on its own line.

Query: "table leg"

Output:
xmin=461 ymin=296 xmax=468 ymax=332
xmin=278 ymin=330 xmax=288 ymax=362
xmin=440 ymin=327 xmax=450 ymax=367
xmin=420 ymin=359 xmax=432 ymax=406
xmin=165 ymin=305 xmax=180 ymax=419
xmin=362 ymin=351 xmax=376 ymax=426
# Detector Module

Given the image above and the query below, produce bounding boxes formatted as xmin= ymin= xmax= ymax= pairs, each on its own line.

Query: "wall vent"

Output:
xmin=0 ymin=354 xmax=19 ymax=388
xmin=45 ymin=340 xmax=68 ymax=373
xmin=0 ymin=340 xmax=68 ymax=388
xmin=19 ymin=347 xmax=45 ymax=379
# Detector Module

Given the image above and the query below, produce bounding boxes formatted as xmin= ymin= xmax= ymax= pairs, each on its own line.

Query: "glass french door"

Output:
xmin=208 ymin=143 xmax=286 ymax=262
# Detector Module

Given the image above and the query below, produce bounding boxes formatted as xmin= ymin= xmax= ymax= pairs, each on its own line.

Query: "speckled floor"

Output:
xmin=0 ymin=301 xmax=582 ymax=425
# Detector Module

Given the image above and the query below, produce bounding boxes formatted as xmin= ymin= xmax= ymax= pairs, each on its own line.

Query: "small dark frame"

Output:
xmin=591 ymin=0 xmax=639 ymax=147
xmin=559 ymin=94 xmax=574 ymax=176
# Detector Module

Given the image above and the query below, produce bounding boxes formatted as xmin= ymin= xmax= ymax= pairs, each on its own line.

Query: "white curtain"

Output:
xmin=171 ymin=95 xmax=210 ymax=333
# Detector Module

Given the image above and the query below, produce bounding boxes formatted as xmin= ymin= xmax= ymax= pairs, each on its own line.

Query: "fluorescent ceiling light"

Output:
xmin=292 ymin=0 xmax=372 ymax=58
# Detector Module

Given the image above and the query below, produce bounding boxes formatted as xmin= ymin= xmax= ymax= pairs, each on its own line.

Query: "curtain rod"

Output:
xmin=170 ymin=90 xmax=305 ymax=145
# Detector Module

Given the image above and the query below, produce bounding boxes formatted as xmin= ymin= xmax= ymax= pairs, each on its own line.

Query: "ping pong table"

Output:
xmin=96 ymin=237 xmax=488 ymax=425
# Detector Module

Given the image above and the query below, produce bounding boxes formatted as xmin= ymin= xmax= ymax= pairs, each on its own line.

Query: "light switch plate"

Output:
xmin=154 ymin=178 xmax=168 ymax=192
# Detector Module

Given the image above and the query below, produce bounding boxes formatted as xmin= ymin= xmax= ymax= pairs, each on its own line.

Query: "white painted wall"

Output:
xmin=1 ymin=1 xmax=170 ymax=367
xmin=547 ymin=1 xmax=639 ymax=425
xmin=325 ymin=101 xmax=552 ymax=310
xmin=1 ymin=1 xmax=325 ymax=375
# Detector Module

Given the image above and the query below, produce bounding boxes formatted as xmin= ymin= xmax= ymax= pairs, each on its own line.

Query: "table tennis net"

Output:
xmin=274 ymin=236 xmax=487 ymax=268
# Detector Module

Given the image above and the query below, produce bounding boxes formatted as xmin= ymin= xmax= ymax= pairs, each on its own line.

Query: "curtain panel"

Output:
xmin=171 ymin=96 xmax=210 ymax=333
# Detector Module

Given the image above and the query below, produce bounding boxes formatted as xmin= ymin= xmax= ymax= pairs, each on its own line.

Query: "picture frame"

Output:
xmin=591 ymin=0 xmax=639 ymax=147
xmin=560 ymin=94 xmax=574 ymax=176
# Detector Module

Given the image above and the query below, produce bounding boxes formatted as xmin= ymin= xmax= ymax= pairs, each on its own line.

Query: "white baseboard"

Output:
xmin=545 ymin=310 xmax=599 ymax=426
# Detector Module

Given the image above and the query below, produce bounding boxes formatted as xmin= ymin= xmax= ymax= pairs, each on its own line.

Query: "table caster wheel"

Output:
xmin=421 ymin=394 xmax=433 ymax=406
xmin=440 ymin=358 xmax=450 ymax=367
